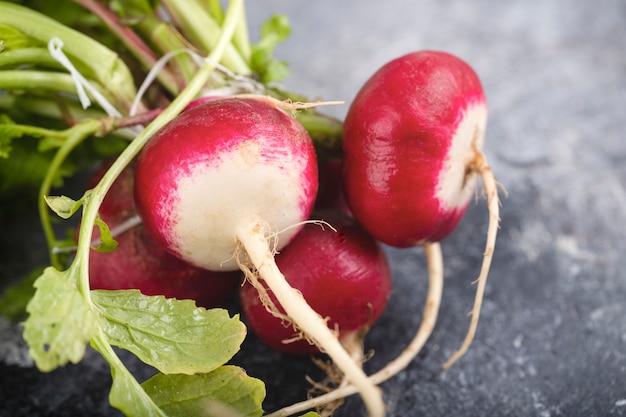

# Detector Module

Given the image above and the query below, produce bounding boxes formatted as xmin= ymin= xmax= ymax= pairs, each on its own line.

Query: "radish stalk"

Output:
xmin=36 ymin=121 xmax=102 ymax=268
xmin=265 ymin=242 xmax=444 ymax=417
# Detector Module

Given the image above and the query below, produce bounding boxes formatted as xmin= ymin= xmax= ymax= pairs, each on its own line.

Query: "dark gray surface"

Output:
xmin=2 ymin=0 xmax=626 ymax=416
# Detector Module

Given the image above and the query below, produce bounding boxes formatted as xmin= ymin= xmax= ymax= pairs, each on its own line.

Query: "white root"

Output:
xmin=372 ymin=242 xmax=444 ymax=379
xmin=265 ymin=242 xmax=444 ymax=417
xmin=237 ymin=217 xmax=385 ymax=417
xmin=441 ymin=149 xmax=500 ymax=370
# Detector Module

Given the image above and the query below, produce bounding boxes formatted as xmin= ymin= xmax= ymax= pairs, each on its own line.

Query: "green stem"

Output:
xmin=0 ymin=47 xmax=63 ymax=69
xmin=135 ymin=16 xmax=199 ymax=89
xmin=0 ymin=70 xmax=118 ymax=109
xmin=207 ymin=0 xmax=224 ymax=23
xmin=71 ymin=0 xmax=180 ymax=96
xmin=161 ymin=0 xmax=251 ymax=75
xmin=0 ymin=96 xmax=107 ymax=124
xmin=0 ymin=1 xmax=138 ymax=111
xmin=232 ymin=1 xmax=252 ymax=63
xmin=37 ymin=120 xmax=102 ymax=269
xmin=295 ymin=110 xmax=343 ymax=159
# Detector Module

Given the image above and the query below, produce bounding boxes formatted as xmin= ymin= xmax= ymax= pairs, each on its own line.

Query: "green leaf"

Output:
xmin=44 ymin=194 xmax=84 ymax=219
xmin=0 ymin=138 xmax=59 ymax=196
xmin=0 ymin=266 xmax=43 ymax=322
xmin=299 ymin=413 xmax=321 ymax=417
xmin=111 ymin=0 xmax=158 ymax=18
xmin=250 ymin=14 xmax=291 ymax=84
xmin=0 ymin=116 xmax=56 ymax=158
xmin=92 ymin=290 xmax=247 ymax=374
xmin=22 ymin=266 xmax=98 ymax=372
xmin=257 ymin=15 xmax=291 ymax=51
xmin=108 ymin=361 xmax=167 ymax=417
xmin=0 ymin=116 xmax=71 ymax=158
xmin=142 ymin=366 xmax=265 ymax=417
xmin=92 ymin=215 xmax=119 ymax=252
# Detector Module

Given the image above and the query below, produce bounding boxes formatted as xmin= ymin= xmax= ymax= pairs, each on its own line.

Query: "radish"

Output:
xmin=84 ymin=161 xmax=241 ymax=308
xmin=240 ymin=209 xmax=392 ymax=356
xmin=342 ymin=50 xmax=500 ymax=369
xmin=133 ymin=96 xmax=385 ymax=416
xmin=314 ymin=159 xmax=351 ymax=214
xmin=264 ymin=242 xmax=444 ymax=417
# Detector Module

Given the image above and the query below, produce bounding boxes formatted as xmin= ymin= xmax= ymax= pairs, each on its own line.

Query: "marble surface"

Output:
xmin=1 ymin=0 xmax=625 ymax=416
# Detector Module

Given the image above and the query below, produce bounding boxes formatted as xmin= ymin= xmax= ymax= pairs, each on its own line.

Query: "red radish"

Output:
xmin=314 ymin=158 xmax=351 ymax=214
xmin=240 ymin=210 xmax=392 ymax=356
xmin=262 ymin=242 xmax=444 ymax=417
xmin=342 ymin=51 xmax=500 ymax=369
xmin=134 ymin=97 xmax=319 ymax=272
xmin=133 ymin=96 xmax=385 ymax=416
xmin=85 ymin=161 xmax=241 ymax=309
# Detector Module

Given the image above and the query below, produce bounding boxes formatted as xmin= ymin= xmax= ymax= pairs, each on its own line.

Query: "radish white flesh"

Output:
xmin=84 ymin=160 xmax=241 ymax=308
xmin=134 ymin=97 xmax=384 ymax=417
xmin=342 ymin=50 xmax=500 ymax=369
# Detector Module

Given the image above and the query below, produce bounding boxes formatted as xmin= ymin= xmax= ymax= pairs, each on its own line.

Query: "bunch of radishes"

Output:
xmin=86 ymin=49 xmax=500 ymax=416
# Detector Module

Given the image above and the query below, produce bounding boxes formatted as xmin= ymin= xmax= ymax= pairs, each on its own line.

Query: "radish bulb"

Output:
xmin=84 ymin=161 xmax=241 ymax=308
xmin=134 ymin=97 xmax=384 ymax=416
xmin=342 ymin=50 xmax=500 ymax=369
xmin=240 ymin=210 xmax=392 ymax=356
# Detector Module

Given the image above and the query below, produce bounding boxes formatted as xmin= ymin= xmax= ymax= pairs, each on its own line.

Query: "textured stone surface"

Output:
xmin=1 ymin=0 xmax=625 ymax=416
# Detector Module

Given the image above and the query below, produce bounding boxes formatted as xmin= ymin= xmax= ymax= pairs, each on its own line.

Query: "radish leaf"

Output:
xmin=22 ymin=266 xmax=98 ymax=372
xmin=0 ymin=116 xmax=61 ymax=158
xmin=92 ymin=290 xmax=246 ymax=374
xmin=92 ymin=215 xmax=119 ymax=252
xmin=250 ymin=14 xmax=290 ymax=83
xmin=0 ymin=266 xmax=43 ymax=322
xmin=107 ymin=360 xmax=167 ymax=417
xmin=44 ymin=194 xmax=84 ymax=219
xmin=142 ymin=366 xmax=265 ymax=417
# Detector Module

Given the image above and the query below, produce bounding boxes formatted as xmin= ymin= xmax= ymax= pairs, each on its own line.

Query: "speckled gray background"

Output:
xmin=1 ymin=0 xmax=625 ymax=416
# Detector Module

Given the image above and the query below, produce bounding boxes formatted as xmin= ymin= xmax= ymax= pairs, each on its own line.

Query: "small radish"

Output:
xmin=133 ymin=96 xmax=385 ymax=416
xmin=85 ymin=161 xmax=241 ymax=309
xmin=240 ymin=209 xmax=392 ymax=356
xmin=342 ymin=51 xmax=500 ymax=369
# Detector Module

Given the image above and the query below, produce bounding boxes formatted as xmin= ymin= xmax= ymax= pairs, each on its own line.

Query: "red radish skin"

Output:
xmin=134 ymin=97 xmax=385 ymax=417
xmin=263 ymin=242 xmax=444 ymax=417
xmin=134 ymin=97 xmax=317 ymax=271
xmin=342 ymin=51 xmax=500 ymax=370
xmin=85 ymin=161 xmax=241 ymax=309
xmin=314 ymin=159 xmax=351 ymax=214
xmin=240 ymin=210 xmax=392 ymax=356
xmin=343 ymin=51 xmax=487 ymax=247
